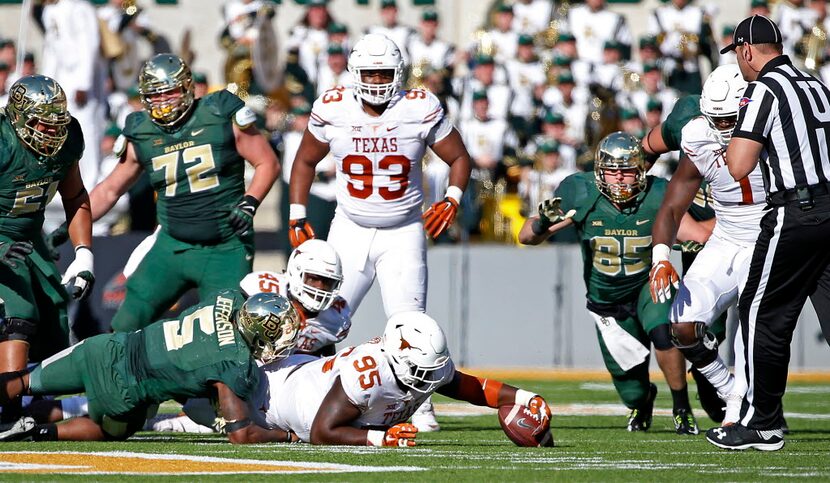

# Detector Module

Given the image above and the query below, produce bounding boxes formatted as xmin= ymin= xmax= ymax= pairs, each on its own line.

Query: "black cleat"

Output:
xmin=690 ymin=366 xmax=725 ymax=423
xmin=706 ymin=424 xmax=784 ymax=451
xmin=0 ymin=416 xmax=36 ymax=442
xmin=673 ymin=408 xmax=700 ymax=435
xmin=627 ymin=383 xmax=657 ymax=432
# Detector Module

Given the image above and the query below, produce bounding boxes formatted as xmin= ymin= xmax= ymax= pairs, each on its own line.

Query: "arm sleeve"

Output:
xmin=732 ymin=82 xmax=777 ymax=144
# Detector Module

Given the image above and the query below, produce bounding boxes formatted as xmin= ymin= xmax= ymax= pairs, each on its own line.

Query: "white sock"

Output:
xmin=698 ymin=356 xmax=735 ymax=398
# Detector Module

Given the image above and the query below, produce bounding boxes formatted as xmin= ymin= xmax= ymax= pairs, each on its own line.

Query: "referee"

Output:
xmin=706 ymin=15 xmax=830 ymax=451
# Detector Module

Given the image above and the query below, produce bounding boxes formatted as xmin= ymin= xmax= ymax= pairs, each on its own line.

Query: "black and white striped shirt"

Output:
xmin=733 ymin=55 xmax=830 ymax=194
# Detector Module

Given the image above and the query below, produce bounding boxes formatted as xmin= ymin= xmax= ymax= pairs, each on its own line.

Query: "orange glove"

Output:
xmin=288 ymin=218 xmax=316 ymax=248
xmin=528 ymin=395 xmax=552 ymax=437
xmin=649 ymin=260 xmax=679 ymax=303
xmin=383 ymin=423 xmax=418 ymax=447
xmin=423 ymin=197 xmax=459 ymax=239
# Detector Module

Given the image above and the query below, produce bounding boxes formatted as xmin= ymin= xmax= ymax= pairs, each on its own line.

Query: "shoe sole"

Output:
xmin=706 ymin=435 xmax=784 ymax=451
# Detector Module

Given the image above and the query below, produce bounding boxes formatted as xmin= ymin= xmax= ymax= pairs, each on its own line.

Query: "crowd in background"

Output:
xmin=5 ymin=0 xmax=830 ymax=245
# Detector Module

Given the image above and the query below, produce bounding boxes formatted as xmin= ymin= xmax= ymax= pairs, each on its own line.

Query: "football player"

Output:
xmin=519 ymin=132 xmax=708 ymax=435
xmin=0 ymin=75 xmax=94 ymax=421
xmin=650 ymin=65 xmax=766 ymax=425
xmin=0 ymin=291 xmax=301 ymax=443
xmin=288 ymin=34 xmax=472 ymax=432
xmin=169 ymin=312 xmax=553 ymax=447
xmin=88 ymin=54 xmax=280 ymax=333
xmin=239 ymin=239 xmax=350 ymax=357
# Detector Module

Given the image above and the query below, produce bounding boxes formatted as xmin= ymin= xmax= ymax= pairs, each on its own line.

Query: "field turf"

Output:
xmin=0 ymin=377 xmax=827 ymax=481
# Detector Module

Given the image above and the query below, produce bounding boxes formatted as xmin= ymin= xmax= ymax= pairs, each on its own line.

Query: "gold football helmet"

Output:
xmin=236 ymin=293 xmax=300 ymax=364
xmin=138 ymin=53 xmax=195 ymax=127
xmin=594 ymin=131 xmax=646 ymax=204
xmin=5 ymin=75 xmax=70 ymax=157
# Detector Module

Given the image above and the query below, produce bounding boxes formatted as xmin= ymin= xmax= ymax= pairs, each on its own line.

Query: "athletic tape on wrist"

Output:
xmin=652 ymin=243 xmax=671 ymax=264
xmin=515 ymin=389 xmax=537 ymax=408
xmin=366 ymin=429 xmax=385 ymax=446
xmin=289 ymin=204 xmax=307 ymax=220
xmin=445 ymin=185 xmax=463 ymax=204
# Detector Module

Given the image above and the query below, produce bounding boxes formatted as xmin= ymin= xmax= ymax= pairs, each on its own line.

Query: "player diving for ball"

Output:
xmin=649 ymin=64 xmax=767 ymax=425
xmin=84 ymin=312 xmax=553 ymax=447
xmin=519 ymin=131 xmax=712 ymax=435
xmin=0 ymin=291 xmax=301 ymax=443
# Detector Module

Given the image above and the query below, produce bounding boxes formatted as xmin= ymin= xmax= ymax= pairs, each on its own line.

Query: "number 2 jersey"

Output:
xmin=307 ymin=87 xmax=453 ymax=228
xmin=681 ymin=117 xmax=767 ymax=244
xmin=250 ymin=340 xmax=455 ymax=442
xmin=239 ymin=271 xmax=351 ymax=354
xmin=556 ymin=172 xmax=668 ymax=305
xmin=121 ymin=90 xmax=256 ymax=244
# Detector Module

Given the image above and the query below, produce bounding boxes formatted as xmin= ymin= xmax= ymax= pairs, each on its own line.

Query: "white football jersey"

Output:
xmin=239 ymin=271 xmax=352 ymax=354
xmin=680 ymin=117 xmax=768 ymax=244
xmin=564 ymin=5 xmax=632 ymax=65
xmin=254 ymin=340 xmax=455 ymax=442
xmin=308 ymin=87 xmax=452 ymax=228
xmin=511 ymin=0 xmax=553 ymax=35
xmin=505 ymin=59 xmax=546 ymax=118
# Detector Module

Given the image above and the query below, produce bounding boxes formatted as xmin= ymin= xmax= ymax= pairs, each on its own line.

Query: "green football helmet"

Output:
xmin=138 ymin=53 xmax=194 ymax=127
xmin=594 ymin=131 xmax=646 ymax=204
xmin=5 ymin=75 xmax=70 ymax=157
xmin=236 ymin=293 xmax=300 ymax=364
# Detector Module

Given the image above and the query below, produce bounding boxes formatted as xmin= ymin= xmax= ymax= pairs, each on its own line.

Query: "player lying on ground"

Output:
xmin=240 ymin=239 xmax=350 ymax=357
xmin=519 ymin=132 xmax=712 ymax=435
xmin=650 ymin=64 xmax=767 ymax=426
xmin=123 ymin=312 xmax=552 ymax=447
xmin=0 ymin=290 xmax=300 ymax=443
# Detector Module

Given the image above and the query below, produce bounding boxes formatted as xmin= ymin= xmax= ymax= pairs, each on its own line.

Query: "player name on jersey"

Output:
xmin=351 ymin=137 xmax=398 ymax=153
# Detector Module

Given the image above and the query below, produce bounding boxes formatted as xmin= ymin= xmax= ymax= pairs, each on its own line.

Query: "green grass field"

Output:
xmin=0 ymin=377 xmax=827 ymax=481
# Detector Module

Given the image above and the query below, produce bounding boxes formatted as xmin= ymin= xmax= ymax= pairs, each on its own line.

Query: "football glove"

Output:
xmin=533 ymin=198 xmax=576 ymax=235
xmin=383 ymin=423 xmax=418 ymax=447
xmin=0 ymin=241 xmax=32 ymax=270
xmin=288 ymin=219 xmax=316 ymax=248
xmin=45 ymin=222 xmax=69 ymax=261
xmin=678 ymin=240 xmax=704 ymax=254
xmin=423 ymin=197 xmax=459 ymax=239
xmin=61 ymin=246 xmax=95 ymax=300
xmin=528 ymin=395 xmax=552 ymax=437
xmin=649 ymin=260 xmax=679 ymax=304
xmin=228 ymin=196 xmax=259 ymax=237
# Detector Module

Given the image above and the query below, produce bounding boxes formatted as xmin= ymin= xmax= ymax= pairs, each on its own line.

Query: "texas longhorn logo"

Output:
xmin=399 ymin=336 xmax=421 ymax=352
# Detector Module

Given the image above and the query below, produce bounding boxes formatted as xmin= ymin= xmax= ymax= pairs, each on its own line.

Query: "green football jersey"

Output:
xmin=660 ymin=94 xmax=714 ymax=221
xmin=123 ymin=90 xmax=247 ymax=244
xmin=124 ymin=289 xmax=260 ymax=404
xmin=661 ymin=94 xmax=700 ymax=151
xmin=557 ymin=171 xmax=667 ymax=305
xmin=0 ymin=113 xmax=84 ymax=240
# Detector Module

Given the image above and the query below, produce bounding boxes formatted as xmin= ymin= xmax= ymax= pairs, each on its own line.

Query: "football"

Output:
xmin=498 ymin=404 xmax=554 ymax=447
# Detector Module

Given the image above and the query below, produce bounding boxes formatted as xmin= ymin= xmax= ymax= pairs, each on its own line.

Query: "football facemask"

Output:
xmin=700 ymin=64 xmax=747 ymax=144
xmin=286 ymin=239 xmax=343 ymax=313
xmin=348 ymin=34 xmax=404 ymax=105
xmin=6 ymin=75 xmax=70 ymax=157
xmin=138 ymin=53 xmax=195 ymax=127
xmin=594 ymin=131 xmax=647 ymax=204
xmin=236 ymin=293 xmax=300 ymax=363
xmin=380 ymin=312 xmax=452 ymax=394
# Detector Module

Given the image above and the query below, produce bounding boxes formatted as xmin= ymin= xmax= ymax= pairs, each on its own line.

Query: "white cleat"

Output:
xmin=411 ymin=399 xmax=440 ymax=432
xmin=147 ymin=414 xmax=214 ymax=433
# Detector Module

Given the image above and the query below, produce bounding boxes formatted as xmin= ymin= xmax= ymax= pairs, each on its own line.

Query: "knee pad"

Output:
xmin=648 ymin=324 xmax=674 ymax=351
xmin=0 ymin=318 xmax=37 ymax=343
xmin=672 ymin=323 xmax=719 ymax=366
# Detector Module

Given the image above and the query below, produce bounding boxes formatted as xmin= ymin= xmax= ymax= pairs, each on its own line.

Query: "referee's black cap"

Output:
xmin=720 ymin=15 xmax=782 ymax=54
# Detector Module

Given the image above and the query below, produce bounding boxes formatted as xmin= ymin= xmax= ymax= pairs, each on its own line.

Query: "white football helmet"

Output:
xmin=700 ymin=64 xmax=748 ymax=144
xmin=286 ymin=239 xmax=343 ymax=313
xmin=381 ymin=312 xmax=452 ymax=394
xmin=348 ymin=33 xmax=404 ymax=105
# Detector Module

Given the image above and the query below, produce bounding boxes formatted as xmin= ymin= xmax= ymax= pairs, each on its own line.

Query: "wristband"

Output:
xmin=652 ymin=243 xmax=671 ymax=264
xmin=289 ymin=204 xmax=307 ymax=220
xmin=366 ymin=429 xmax=385 ymax=446
xmin=445 ymin=185 xmax=463 ymax=204
xmin=515 ymin=389 xmax=537 ymax=408
xmin=531 ymin=218 xmax=551 ymax=236
xmin=224 ymin=417 xmax=252 ymax=433
xmin=242 ymin=195 xmax=260 ymax=209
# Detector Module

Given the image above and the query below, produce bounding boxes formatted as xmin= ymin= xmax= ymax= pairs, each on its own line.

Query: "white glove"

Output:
xmin=61 ymin=246 xmax=95 ymax=300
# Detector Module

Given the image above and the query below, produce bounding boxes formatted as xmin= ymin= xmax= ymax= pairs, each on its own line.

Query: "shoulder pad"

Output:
xmin=309 ymin=87 xmax=356 ymax=126
xmin=556 ymin=171 xmax=601 ymax=224
xmin=203 ymin=90 xmax=246 ymax=119
xmin=113 ymin=134 xmax=127 ymax=158
xmin=399 ymin=88 xmax=444 ymax=123
xmin=239 ymin=271 xmax=284 ymax=297
xmin=122 ymin=111 xmax=148 ymax=141
xmin=63 ymin=117 xmax=85 ymax=161
xmin=680 ymin=117 xmax=714 ymax=155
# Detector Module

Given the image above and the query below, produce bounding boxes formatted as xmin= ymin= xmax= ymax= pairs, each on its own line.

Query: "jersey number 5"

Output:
xmin=163 ymin=305 xmax=215 ymax=351
xmin=342 ymin=154 xmax=411 ymax=200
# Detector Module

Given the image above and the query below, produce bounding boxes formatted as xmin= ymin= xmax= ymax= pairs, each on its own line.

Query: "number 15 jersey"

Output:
xmin=307 ymin=87 xmax=452 ymax=228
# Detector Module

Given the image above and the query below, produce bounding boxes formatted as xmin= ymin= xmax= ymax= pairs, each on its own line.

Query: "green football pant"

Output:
xmin=28 ymin=333 xmax=145 ymax=435
xmin=0 ymin=234 xmax=69 ymax=361
xmin=593 ymin=284 xmax=672 ymax=409
xmin=111 ymin=230 xmax=253 ymax=332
